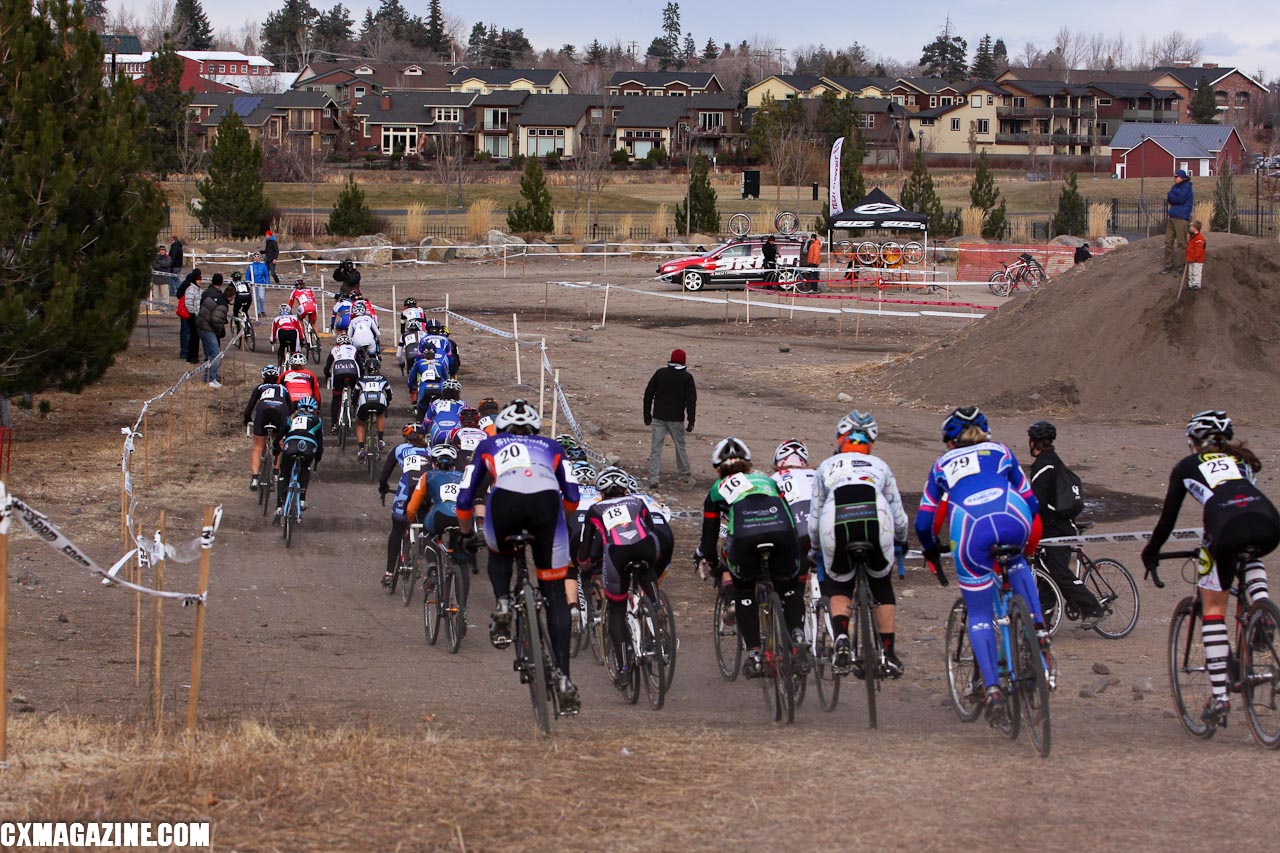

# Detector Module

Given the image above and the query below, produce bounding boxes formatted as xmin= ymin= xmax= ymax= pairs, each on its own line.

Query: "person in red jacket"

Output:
xmin=1186 ymin=219 xmax=1206 ymax=291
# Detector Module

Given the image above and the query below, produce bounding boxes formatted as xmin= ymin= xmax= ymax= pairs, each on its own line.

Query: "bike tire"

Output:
xmin=944 ymin=598 xmax=983 ymax=722
xmin=246 ymin=321 xmax=257 ymax=353
xmin=259 ymin=460 xmax=272 ymax=516
xmin=443 ymin=567 xmax=466 ymax=654
xmin=728 ymin=212 xmax=751 ymax=238
xmin=367 ymin=427 xmax=379 ymax=483
xmin=587 ymin=576 xmax=606 ymax=666
xmin=856 ymin=576 xmax=878 ymax=729
xmin=604 ymin=608 xmax=640 ymax=706
xmin=902 ymin=241 xmax=925 ymax=265
xmin=1032 ymin=564 xmax=1064 ymax=638
xmin=1086 ymin=559 xmax=1140 ymax=639
xmin=761 ymin=589 xmax=795 ymax=724
xmin=307 ymin=327 xmax=321 ymax=364
xmin=654 ymin=589 xmax=677 ymax=692
xmin=423 ymin=551 xmax=442 ymax=645
xmin=638 ymin=596 xmax=666 ymax=710
xmin=990 ymin=275 xmax=1012 ymax=298
xmin=1011 ymin=596 xmax=1051 ymax=757
xmin=520 ymin=584 xmax=553 ymax=734
xmin=813 ymin=598 xmax=840 ymax=712
xmin=283 ymin=500 xmax=294 ymax=548
xmin=713 ymin=586 xmax=742 ymax=681
xmin=774 ymin=211 xmax=798 ymax=235
xmin=855 ymin=241 xmax=879 ymax=266
xmin=1026 ymin=260 xmax=1048 ymax=287
xmin=400 ymin=536 xmax=418 ymax=607
xmin=996 ymin=610 xmax=1021 ymax=741
xmin=1243 ymin=598 xmax=1280 ymax=748
xmin=1168 ymin=595 xmax=1216 ymax=739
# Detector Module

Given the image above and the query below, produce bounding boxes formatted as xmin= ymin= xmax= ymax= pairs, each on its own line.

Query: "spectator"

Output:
xmin=196 ymin=273 xmax=230 ymax=388
xmin=1073 ymin=243 xmax=1092 ymax=264
xmin=762 ymin=235 xmax=778 ymax=271
xmin=167 ymin=234 xmax=184 ymax=273
xmin=643 ymin=348 xmax=696 ymax=488
xmin=334 ymin=258 xmax=361 ymax=299
xmin=1186 ymin=219 xmax=1206 ymax=291
xmin=263 ymin=229 xmax=280 ymax=284
xmin=1162 ymin=170 xmax=1193 ymax=275
xmin=175 ymin=268 xmax=202 ymax=363
xmin=246 ymin=251 xmax=271 ymax=315
xmin=804 ymin=233 xmax=822 ymax=283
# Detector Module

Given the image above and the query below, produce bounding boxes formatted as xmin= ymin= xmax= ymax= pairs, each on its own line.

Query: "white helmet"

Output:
xmin=495 ymin=399 xmax=541 ymax=432
xmin=836 ymin=410 xmax=879 ymax=443
xmin=711 ymin=436 xmax=751 ymax=467
xmin=773 ymin=439 xmax=809 ymax=468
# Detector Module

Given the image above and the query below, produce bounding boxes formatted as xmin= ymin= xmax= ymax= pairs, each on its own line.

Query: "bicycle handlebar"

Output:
xmin=1146 ymin=550 xmax=1200 ymax=589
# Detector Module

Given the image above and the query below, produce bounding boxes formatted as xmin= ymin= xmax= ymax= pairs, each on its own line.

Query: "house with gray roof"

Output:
xmin=448 ymin=67 xmax=570 ymax=94
xmin=351 ymin=90 xmax=477 ymax=155
xmin=1109 ymin=122 xmax=1246 ymax=178
xmin=611 ymin=94 xmax=742 ymax=160
xmin=514 ymin=94 xmax=606 ymax=157
xmin=608 ymin=71 xmax=722 ymax=96
xmin=190 ymin=90 xmax=340 ymax=153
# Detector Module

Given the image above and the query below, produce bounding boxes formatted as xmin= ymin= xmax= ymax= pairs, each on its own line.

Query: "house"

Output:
xmin=744 ymin=74 xmax=829 ymax=108
xmin=825 ymin=76 xmax=896 ymax=100
xmin=995 ymin=79 xmax=1099 ymax=156
xmin=192 ymin=91 xmax=341 ymax=152
xmin=98 ymin=33 xmax=143 ymax=55
xmin=448 ymin=68 xmax=570 ymax=95
xmin=470 ymin=90 xmax=530 ymax=159
xmin=612 ymin=94 xmax=742 ymax=160
xmin=293 ymin=60 xmax=453 ymax=105
xmin=906 ymin=84 xmax=1002 ymax=155
xmin=351 ymin=91 xmax=478 ymax=155
xmin=514 ymin=94 xmax=605 ymax=158
xmin=1148 ymin=64 xmax=1268 ymax=124
xmin=104 ymin=49 xmax=294 ymax=94
xmin=1109 ymin=122 xmax=1247 ymax=178
xmin=607 ymin=71 xmax=723 ymax=97
xmin=889 ymin=77 xmax=961 ymax=112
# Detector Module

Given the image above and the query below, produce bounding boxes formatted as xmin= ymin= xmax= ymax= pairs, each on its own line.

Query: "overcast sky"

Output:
xmin=118 ymin=0 xmax=1280 ymax=81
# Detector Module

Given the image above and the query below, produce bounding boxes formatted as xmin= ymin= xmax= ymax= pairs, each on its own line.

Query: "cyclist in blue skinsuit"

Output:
xmin=381 ymin=429 xmax=433 ymax=588
xmin=914 ymin=406 xmax=1050 ymax=722
xmin=423 ymin=379 xmax=466 ymax=443
xmin=409 ymin=344 xmax=450 ymax=416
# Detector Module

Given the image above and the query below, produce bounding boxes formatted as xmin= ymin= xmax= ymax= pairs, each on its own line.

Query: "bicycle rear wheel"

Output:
xmin=989 ymin=271 xmax=1012 ymax=297
xmin=366 ymin=428 xmax=378 ymax=482
xmin=855 ymin=576 xmax=879 ymax=729
xmin=283 ymin=501 xmax=295 ymax=548
xmin=587 ymin=575 xmax=606 ymax=665
xmin=422 ymin=549 xmax=442 ymax=645
xmin=443 ymin=566 xmax=466 ymax=654
xmin=761 ymin=590 xmax=795 ymax=724
xmin=728 ymin=212 xmax=751 ymax=238
xmin=657 ymin=589 xmax=677 ymax=691
xmin=519 ymin=585 xmax=553 ymax=734
xmin=814 ymin=598 xmax=840 ymax=712
xmin=713 ymin=586 xmax=742 ymax=681
xmin=400 ymin=537 xmax=418 ymax=607
xmin=1032 ymin=565 xmax=1064 ymax=638
xmin=1011 ymin=596 xmax=1051 ymax=757
xmin=1243 ymin=598 xmax=1280 ymax=748
xmin=259 ymin=458 xmax=273 ymax=516
xmin=1086 ymin=559 xmax=1140 ymax=639
xmin=944 ymin=598 xmax=983 ymax=722
xmin=1168 ymin=595 xmax=1216 ymax=739
xmin=246 ymin=320 xmax=257 ymax=352
xmin=603 ymin=612 xmax=639 ymax=705
xmin=638 ymin=596 xmax=666 ymax=710
xmin=307 ymin=326 xmax=321 ymax=364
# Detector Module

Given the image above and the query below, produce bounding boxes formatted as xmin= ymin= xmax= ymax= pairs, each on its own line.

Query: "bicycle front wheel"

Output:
xmin=1243 ymin=598 xmax=1280 ymax=748
xmin=761 ymin=590 xmax=795 ymax=724
xmin=638 ymin=597 xmax=666 ymax=710
xmin=657 ymin=589 xmax=677 ymax=691
xmin=1011 ymin=595 xmax=1051 ymax=757
xmin=443 ymin=567 xmax=466 ymax=654
xmin=520 ymin=585 xmax=553 ymax=735
xmin=944 ymin=598 xmax=983 ymax=722
xmin=283 ymin=504 xmax=295 ymax=548
xmin=1168 ymin=595 xmax=1216 ymax=739
xmin=587 ymin=575 xmax=606 ymax=665
xmin=713 ymin=587 xmax=742 ymax=681
xmin=1032 ymin=565 xmax=1064 ymax=638
xmin=1086 ymin=559 xmax=1140 ymax=639
xmin=988 ymin=271 xmax=1012 ymax=297
xmin=400 ymin=538 xmax=418 ymax=607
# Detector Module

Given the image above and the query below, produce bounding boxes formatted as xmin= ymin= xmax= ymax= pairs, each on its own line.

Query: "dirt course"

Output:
xmin=3 ymin=244 xmax=1280 ymax=850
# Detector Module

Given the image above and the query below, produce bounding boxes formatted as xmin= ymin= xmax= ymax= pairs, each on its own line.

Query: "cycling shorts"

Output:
xmin=601 ymin=538 xmax=662 ymax=600
xmin=276 ymin=329 xmax=299 ymax=351
xmin=332 ymin=368 xmax=360 ymax=393
xmin=252 ymin=403 xmax=290 ymax=438
xmin=357 ymin=402 xmax=387 ymax=420
xmin=1199 ymin=511 xmax=1280 ymax=593
xmin=484 ymin=489 xmax=570 ymax=580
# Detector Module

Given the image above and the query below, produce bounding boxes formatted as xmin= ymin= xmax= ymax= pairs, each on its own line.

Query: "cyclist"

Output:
xmin=329 ymin=291 xmax=353 ymax=333
xmin=398 ymin=320 xmax=423 ymax=374
xmin=477 ymin=397 xmax=501 ymax=436
xmin=289 ymin=278 xmax=318 ymax=335
xmin=381 ymin=430 xmax=433 ymax=588
xmin=271 ymin=304 xmax=304 ymax=365
xmin=323 ymin=334 xmax=362 ymax=431
xmin=915 ymin=406 xmax=1047 ymax=722
xmin=280 ymin=351 xmax=322 ymax=408
xmin=1141 ymin=410 xmax=1280 ymax=726
xmin=422 ymin=321 xmax=459 ymax=377
xmin=275 ymin=396 xmax=324 ymax=522
xmin=1027 ymin=420 xmax=1104 ymax=626
xmin=771 ymin=439 xmax=818 ymax=562
xmin=809 ymin=411 xmax=909 ymax=676
xmin=348 ymin=302 xmax=380 ymax=363
xmin=242 ymin=364 xmax=293 ymax=492
xmin=566 ymin=462 xmax=603 ymax=633
xmin=400 ymin=298 xmax=426 ymax=340
xmin=456 ymin=399 xmax=581 ymax=714
xmin=406 ymin=443 xmax=473 ymax=597
xmin=378 ymin=423 xmax=432 ymax=499
xmin=577 ymin=466 xmax=663 ymax=689
xmin=229 ymin=271 xmax=253 ymax=325
xmin=694 ymin=437 xmax=804 ymax=678
xmin=354 ymin=356 xmax=392 ymax=462
xmin=409 ymin=344 xmax=449 ymax=416
xmin=450 ymin=407 xmax=488 ymax=464
xmin=423 ymin=378 xmax=466 ymax=444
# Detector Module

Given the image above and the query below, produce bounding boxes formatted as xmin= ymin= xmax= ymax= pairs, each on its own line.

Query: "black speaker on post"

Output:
xmin=742 ymin=170 xmax=760 ymax=200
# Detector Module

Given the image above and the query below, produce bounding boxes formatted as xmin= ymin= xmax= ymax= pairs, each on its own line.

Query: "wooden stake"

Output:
xmin=0 ymin=482 xmax=9 ymax=771
xmin=512 ymin=314 xmax=522 ymax=386
xmin=142 ymin=413 xmax=148 ymax=488
xmin=166 ymin=396 xmax=173 ymax=464
xmin=543 ymin=280 xmax=549 ymax=323
xmin=134 ymin=521 xmax=142 ymax=688
xmin=600 ymin=284 xmax=610 ymax=328
xmin=153 ymin=512 xmax=166 ymax=732
xmin=745 ymin=286 xmax=751 ymax=325
xmin=538 ymin=339 xmax=546 ymax=415
xmin=550 ymin=369 xmax=560 ymax=436
xmin=522 ymin=248 xmax=527 ymax=279
xmin=503 ymin=244 xmax=507 ymax=278
xmin=187 ymin=506 xmax=214 ymax=734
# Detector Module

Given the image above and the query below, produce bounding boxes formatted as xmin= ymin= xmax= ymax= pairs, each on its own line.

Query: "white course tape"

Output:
xmin=1038 ymin=526 xmax=1203 ymax=548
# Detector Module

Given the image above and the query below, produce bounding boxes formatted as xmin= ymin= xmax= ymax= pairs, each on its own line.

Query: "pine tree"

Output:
xmin=314 ymin=4 xmax=354 ymax=54
xmin=261 ymin=0 xmax=318 ymax=71
xmin=585 ymin=40 xmax=607 ymax=65
xmin=901 ymin=155 xmax=948 ymax=236
xmin=425 ymin=0 xmax=446 ymax=55
xmin=701 ymin=38 xmax=719 ymax=61
xmin=969 ymin=151 xmax=1006 ymax=238
xmin=0 ymin=0 xmax=165 ymax=395
xmin=467 ymin=22 xmax=488 ymax=63
xmin=920 ymin=28 xmax=968 ymax=81
xmin=82 ymin=0 xmax=107 ymax=21
xmin=1051 ymin=172 xmax=1087 ymax=237
xmin=1191 ymin=77 xmax=1218 ymax=124
xmin=1211 ymin=170 xmax=1241 ymax=232
xmin=674 ymin=155 xmax=720 ymax=235
xmin=507 ymin=157 xmax=554 ymax=233
xmin=971 ymin=34 xmax=996 ymax=80
xmin=682 ymin=33 xmax=697 ymax=67
xmin=139 ymin=37 xmax=191 ymax=179
xmin=328 ymin=175 xmax=376 ymax=236
xmin=172 ymin=0 xmax=215 ymax=50
xmin=196 ymin=111 xmax=271 ymax=237
xmin=993 ymin=38 xmax=1008 ymax=70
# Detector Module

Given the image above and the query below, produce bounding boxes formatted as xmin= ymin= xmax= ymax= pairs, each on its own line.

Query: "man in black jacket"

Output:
xmin=167 ymin=234 xmax=184 ymax=273
xmin=1028 ymin=421 xmax=1103 ymax=625
xmin=643 ymin=349 xmax=696 ymax=488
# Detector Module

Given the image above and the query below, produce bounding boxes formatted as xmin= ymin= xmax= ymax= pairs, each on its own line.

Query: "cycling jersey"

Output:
xmin=349 ymin=314 xmax=379 ymax=352
xmin=580 ymin=495 xmax=662 ymax=598
xmin=400 ymin=307 xmax=426 ymax=334
xmin=243 ymin=382 xmax=293 ymax=438
xmin=409 ymin=354 xmax=449 ymax=401
xmin=281 ymin=368 xmax=322 ymax=406
xmin=699 ymin=471 xmax=795 ymax=560
xmin=421 ymin=334 xmax=459 ymax=375
xmin=771 ymin=467 xmax=817 ymax=539
xmin=450 ymin=426 xmax=487 ymax=458
xmin=809 ymin=452 xmax=908 ymax=581
xmin=331 ymin=300 xmax=352 ymax=332
xmin=324 ymin=343 xmax=361 ymax=380
xmin=357 ymin=374 xmax=392 ymax=408
xmin=389 ymin=461 xmax=426 ymax=523
xmin=271 ymin=314 xmax=303 ymax=343
xmin=290 ymin=287 xmax=317 ymax=316
xmin=424 ymin=398 xmax=465 ymax=442
xmin=406 ymin=469 xmax=464 ymax=533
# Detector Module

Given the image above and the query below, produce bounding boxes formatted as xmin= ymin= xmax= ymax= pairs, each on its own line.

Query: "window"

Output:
xmin=527 ymin=127 xmax=565 ymax=156
xmin=611 ymin=108 xmax=622 ymax=120
xmin=891 ymin=95 xmax=904 ymax=105
xmin=987 ymin=95 xmax=994 ymax=105
xmin=217 ymin=64 xmax=225 ymax=74
xmin=929 ymin=96 xmax=937 ymax=108
xmin=241 ymin=64 xmax=248 ymax=74
xmin=405 ymin=66 xmax=421 ymax=75
xmin=919 ymin=118 xmax=934 ymax=127
xmin=1236 ymin=91 xmax=1250 ymax=106
xmin=354 ymin=86 xmax=366 ymax=97
xmin=977 ymin=118 xmax=990 ymax=134
xmin=699 ymin=111 xmax=724 ymax=130
xmin=590 ymin=108 xmax=603 ymax=123
xmin=668 ymin=90 xmax=684 ymax=96
xmin=381 ymin=125 xmax=418 ymax=154
xmin=951 ymin=118 xmax=961 ymax=131
xmin=485 ymin=108 xmax=508 ymax=131
xmin=434 ymin=107 xmax=460 ymax=123
xmin=625 ymin=91 xmax=641 ymax=96
xmin=906 ymin=94 xmax=916 ymax=106
xmin=859 ymin=114 xmax=875 ymax=129
xmin=940 ymin=96 xmax=953 ymax=106
xmin=971 ymin=95 xmax=982 ymax=108
xmin=483 ymin=136 xmax=509 ymax=157
xmin=1098 ymin=98 xmax=1112 ymax=106
xmin=290 ymin=110 xmax=314 ymax=131
xmin=1098 ymin=122 xmax=1108 ymax=136
xmin=1013 ymin=96 xmax=1026 ymax=108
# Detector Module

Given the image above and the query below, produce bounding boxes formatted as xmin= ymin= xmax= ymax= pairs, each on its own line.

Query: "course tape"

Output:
xmin=0 ymin=486 xmax=205 ymax=604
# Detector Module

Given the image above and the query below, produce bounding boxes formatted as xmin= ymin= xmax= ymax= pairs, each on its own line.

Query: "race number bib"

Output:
xmin=459 ymin=433 xmax=481 ymax=451
xmin=290 ymin=415 xmax=310 ymax=431
xmin=362 ymin=380 xmax=382 ymax=394
xmin=402 ymin=454 xmax=427 ymax=473
xmin=942 ymin=451 xmax=980 ymax=488
xmin=424 ymin=365 xmax=440 ymax=381
xmin=602 ymin=504 xmax=632 ymax=530
xmin=1199 ymin=455 xmax=1243 ymax=489
xmin=718 ymin=473 xmax=751 ymax=503
xmin=440 ymin=482 xmax=461 ymax=502
xmin=495 ymin=443 xmax=532 ymax=475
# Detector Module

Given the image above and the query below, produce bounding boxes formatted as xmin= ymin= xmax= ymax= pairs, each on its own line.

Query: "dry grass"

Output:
xmin=569 ymin=207 xmax=587 ymax=242
xmin=960 ymin=206 xmax=985 ymax=237
xmin=405 ymin=202 xmax=428 ymax=242
xmin=759 ymin=206 xmax=778 ymax=236
xmin=466 ymin=198 xmax=496 ymax=240
xmin=1087 ymin=203 xmax=1110 ymax=239
xmin=1193 ymin=201 xmax=1214 ymax=231
xmin=649 ymin=203 xmax=669 ymax=238
xmin=616 ymin=213 xmax=634 ymax=240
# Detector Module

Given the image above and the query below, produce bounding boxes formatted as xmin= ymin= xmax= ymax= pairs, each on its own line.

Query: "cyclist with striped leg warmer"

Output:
xmin=456 ymin=400 xmax=582 ymax=714
xmin=1141 ymin=410 xmax=1280 ymax=727
xmin=695 ymin=437 xmax=804 ymax=679
xmin=809 ymin=411 xmax=910 ymax=676
xmin=379 ymin=424 xmax=432 ymax=500
xmin=915 ymin=406 xmax=1049 ymax=722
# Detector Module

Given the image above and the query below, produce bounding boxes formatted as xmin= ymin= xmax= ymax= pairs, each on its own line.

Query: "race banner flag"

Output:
xmin=829 ymin=137 xmax=844 ymax=216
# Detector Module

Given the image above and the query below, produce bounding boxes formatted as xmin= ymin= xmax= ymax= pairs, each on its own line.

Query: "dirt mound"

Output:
xmin=883 ymin=234 xmax=1280 ymax=422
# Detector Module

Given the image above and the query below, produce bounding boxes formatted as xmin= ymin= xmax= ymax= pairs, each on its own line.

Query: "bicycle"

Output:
xmin=572 ymin=567 xmax=607 ymax=665
xmin=774 ymin=210 xmax=799 ymax=235
xmin=1154 ymin=549 xmax=1280 ymax=748
xmin=503 ymin=531 xmax=575 ymax=735
xmin=232 ymin=308 xmax=256 ymax=352
xmin=362 ymin=410 xmax=380 ymax=481
xmin=943 ymin=545 xmax=1052 ymax=757
xmin=334 ymin=387 xmax=354 ymax=450
xmin=701 ymin=563 xmax=743 ymax=681
xmin=803 ymin=566 xmax=840 ymax=712
xmin=1032 ymin=523 xmax=1140 ymax=639
xmin=279 ymin=460 xmax=310 ymax=549
xmin=432 ymin=525 xmax=472 ymax=654
xmin=988 ymin=253 xmax=1048 ymax=297
xmin=602 ymin=559 xmax=672 ymax=710
xmin=257 ymin=424 xmax=277 ymax=517
xmin=302 ymin=316 xmax=321 ymax=364
xmin=844 ymin=541 xmax=891 ymax=729
xmin=389 ymin=522 xmax=420 ymax=604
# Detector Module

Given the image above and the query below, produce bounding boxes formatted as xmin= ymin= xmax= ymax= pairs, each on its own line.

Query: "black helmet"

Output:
xmin=404 ymin=298 xmax=417 ymax=308
xmin=1027 ymin=421 xmax=1057 ymax=442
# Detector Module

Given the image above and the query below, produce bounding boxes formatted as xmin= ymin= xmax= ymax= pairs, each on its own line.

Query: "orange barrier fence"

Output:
xmin=955 ymin=244 xmax=1108 ymax=281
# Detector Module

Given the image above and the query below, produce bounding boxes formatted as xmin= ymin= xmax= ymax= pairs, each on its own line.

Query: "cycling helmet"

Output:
xmin=562 ymin=443 xmax=587 ymax=462
xmin=423 ymin=319 xmax=442 ymax=334
xmin=402 ymin=422 xmax=422 ymax=438
xmin=478 ymin=397 xmax=501 ymax=417
xmin=1187 ymin=410 xmax=1233 ymax=443
xmin=430 ymin=443 xmax=458 ymax=465
xmin=295 ymin=277 xmax=306 ymax=287
xmin=367 ymin=356 xmax=382 ymax=373
xmin=626 ymin=472 xmax=642 ymax=493
xmin=295 ymin=396 xmax=318 ymax=414
xmin=278 ymin=304 xmax=292 ymax=316
xmin=459 ymin=407 xmax=480 ymax=428
xmin=773 ymin=439 xmax=809 ymax=468
xmin=231 ymin=271 xmax=243 ymax=282
xmin=711 ymin=437 xmax=751 ymax=468
xmin=352 ymin=303 xmax=368 ymax=317
xmin=941 ymin=406 xmax=989 ymax=443
xmin=596 ymin=466 xmax=631 ymax=494
xmin=403 ymin=298 xmax=417 ymax=308
xmin=336 ymin=334 xmax=352 ymax=346
xmin=572 ymin=460 xmax=597 ymax=481
xmin=260 ymin=365 xmax=280 ymax=380
xmin=442 ymin=378 xmax=462 ymax=393
xmin=495 ymin=399 xmax=541 ymax=432
xmin=440 ymin=326 xmax=451 ymax=337
xmin=836 ymin=410 xmax=879 ymax=443
xmin=288 ymin=352 xmax=307 ymax=367
xmin=1027 ymin=420 xmax=1057 ymax=442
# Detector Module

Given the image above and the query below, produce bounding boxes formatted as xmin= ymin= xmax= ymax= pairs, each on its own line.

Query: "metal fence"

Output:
xmin=1089 ymin=197 xmax=1280 ymax=239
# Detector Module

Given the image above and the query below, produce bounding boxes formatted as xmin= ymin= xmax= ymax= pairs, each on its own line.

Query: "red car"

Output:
xmin=657 ymin=236 xmax=804 ymax=291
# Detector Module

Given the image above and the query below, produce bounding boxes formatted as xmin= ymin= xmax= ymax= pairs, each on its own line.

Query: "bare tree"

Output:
xmin=1147 ymin=30 xmax=1204 ymax=66
xmin=432 ymin=131 xmax=475 ymax=230
xmin=140 ymin=0 xmax=175 ymax=49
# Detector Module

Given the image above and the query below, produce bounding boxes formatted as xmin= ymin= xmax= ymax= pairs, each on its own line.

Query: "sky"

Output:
xmin=118 ymin=0 xmax=1280 ymax=81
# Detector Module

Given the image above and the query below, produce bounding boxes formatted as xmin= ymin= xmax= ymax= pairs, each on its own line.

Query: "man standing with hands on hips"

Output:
xmin=1162 ymin=169 xmax=1193 ymax=275
xmin=644 ymin=349 xmax=696 ymax=489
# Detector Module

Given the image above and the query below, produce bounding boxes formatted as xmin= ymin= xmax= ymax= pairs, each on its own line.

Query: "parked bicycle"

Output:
xmin=943 ymin=545 xmax=1052 ymax=757
xmin=1154 ymin=549 xmax=1280 ymax=748
xmin=988 ymin=252 xmax=1048 ymax=297
xmin=1032 ymin=521 xmax=1140 ymax=639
